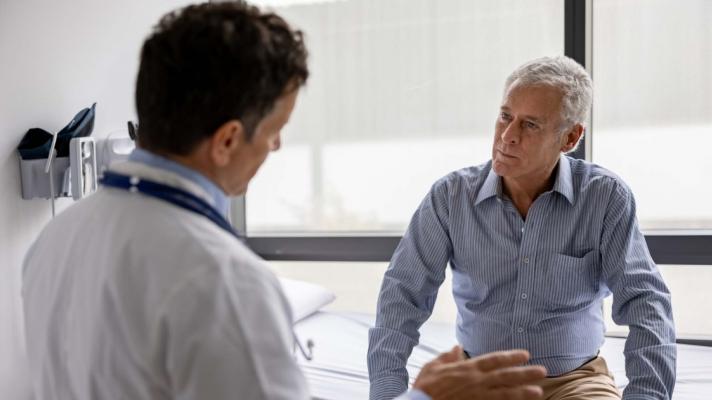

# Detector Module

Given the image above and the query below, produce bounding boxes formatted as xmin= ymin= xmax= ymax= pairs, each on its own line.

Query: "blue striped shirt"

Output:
xmin=368 ymin=155 xmax=676 ymax=400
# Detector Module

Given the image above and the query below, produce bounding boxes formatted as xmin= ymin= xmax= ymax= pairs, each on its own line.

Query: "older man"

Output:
xmin=368 ymin=56 xmax=676 ymax=400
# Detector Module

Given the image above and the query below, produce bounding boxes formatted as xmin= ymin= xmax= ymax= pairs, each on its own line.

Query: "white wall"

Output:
xmin=0 ymin=1 xmax=192 ymax=398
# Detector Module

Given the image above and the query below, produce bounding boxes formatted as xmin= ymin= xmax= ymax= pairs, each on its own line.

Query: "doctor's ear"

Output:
xmin=209 ymin=120 xmax=245 ymax=167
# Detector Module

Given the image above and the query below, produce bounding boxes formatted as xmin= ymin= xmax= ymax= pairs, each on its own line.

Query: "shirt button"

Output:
xmin=523 ymin=257 xmax=530 ymax=264
xmin=521 ymin=227 xmax=525 ymax=233
xmin=517 ymin=327 xmax=524 ymax=333
xmin=521 ymin=293 xmax=528 ymax=300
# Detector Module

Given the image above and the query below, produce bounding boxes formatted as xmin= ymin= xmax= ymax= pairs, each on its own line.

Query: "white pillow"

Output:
xmin=278 ymin=277 xmax=336 ymax=324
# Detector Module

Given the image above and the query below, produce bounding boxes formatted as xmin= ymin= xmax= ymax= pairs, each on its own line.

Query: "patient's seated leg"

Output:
xmin=538 ymin=356 xmax=621 ymax=400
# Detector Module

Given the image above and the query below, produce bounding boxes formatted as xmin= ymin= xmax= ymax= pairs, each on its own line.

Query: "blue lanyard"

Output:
xmin=100 ymin=171 xmax=242 ymax=240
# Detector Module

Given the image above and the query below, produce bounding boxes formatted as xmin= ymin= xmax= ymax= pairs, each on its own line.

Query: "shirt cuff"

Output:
xmin=394 ymin=388 xmax=431 ymax=400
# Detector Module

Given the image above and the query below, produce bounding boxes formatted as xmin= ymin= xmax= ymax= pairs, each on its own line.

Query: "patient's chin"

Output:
xmin=493 ymin=155 xmax=526 ymax=177
xmin=493 ymin=160 xmax=514 ymax=177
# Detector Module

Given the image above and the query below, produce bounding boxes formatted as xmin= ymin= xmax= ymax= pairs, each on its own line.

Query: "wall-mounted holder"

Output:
xmin=19 ymin=136 xmax=98 ymax=216
xmin=18 ymin=154 xmax=71 ymax=200
xmin=17 ymin=103 xmax=98 ymax=216
xmin=20 ymin=134 xmax=134 ymax=199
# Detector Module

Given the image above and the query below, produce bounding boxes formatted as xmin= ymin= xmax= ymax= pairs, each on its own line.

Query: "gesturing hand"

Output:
xmin=413 ymin=347 xmax=546 ymax=400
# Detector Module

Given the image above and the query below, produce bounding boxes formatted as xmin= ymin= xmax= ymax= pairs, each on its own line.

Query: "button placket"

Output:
xmin=514 ymin=211 xmax=536 ymax=341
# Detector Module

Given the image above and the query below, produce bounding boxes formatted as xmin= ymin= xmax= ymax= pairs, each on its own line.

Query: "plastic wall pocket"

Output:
xmin=69 ymin=137 xmax=97 ymax=200
xmin=19 ymin=156 xmax=70 ymax=199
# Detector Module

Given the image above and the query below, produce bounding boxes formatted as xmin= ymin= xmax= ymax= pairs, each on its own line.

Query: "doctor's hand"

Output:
xmin=412 ymin=347 xmax=546 ymax=400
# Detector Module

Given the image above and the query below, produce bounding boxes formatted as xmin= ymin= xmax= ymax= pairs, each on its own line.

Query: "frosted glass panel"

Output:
xmin=592 ymin=0 xmax=712 ymax=230
xmin=248 ymin=0 xmax=564 ymax=233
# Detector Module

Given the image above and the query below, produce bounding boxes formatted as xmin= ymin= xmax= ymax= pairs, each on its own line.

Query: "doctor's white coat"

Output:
xmin=23 ymin=162 xmax=309 ymax=400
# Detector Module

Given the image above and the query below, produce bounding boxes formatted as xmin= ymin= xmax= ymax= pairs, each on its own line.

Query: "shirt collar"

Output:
xmin=474 ymin=155 xmax=575 ymax=206
xmin=474 ymin=164 xmax=502 ymax=206
xmin=552 ymin=155 xmax=575 ymax=205
xmin=128 ymin=148 xmax=231 ymax=216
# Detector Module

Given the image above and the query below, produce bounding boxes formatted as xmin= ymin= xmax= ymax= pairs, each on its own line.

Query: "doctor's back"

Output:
xmin=23 ymin=180 xmax=307 ymax=400
xmin=22 ymin=3 xmax=310 ymax=399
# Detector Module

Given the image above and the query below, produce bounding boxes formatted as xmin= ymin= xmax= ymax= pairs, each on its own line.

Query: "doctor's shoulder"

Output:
xmin=172 ymin=219 xmax=284 ymax=295
xmin=172 ymin=231 xmax=293 ymax=328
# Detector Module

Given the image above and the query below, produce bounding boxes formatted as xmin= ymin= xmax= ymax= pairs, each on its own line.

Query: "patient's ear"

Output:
xmin=209 ymin=120 xmax=244 ymax=167
xmin=560 ymin=124 xmax=584 ymax=153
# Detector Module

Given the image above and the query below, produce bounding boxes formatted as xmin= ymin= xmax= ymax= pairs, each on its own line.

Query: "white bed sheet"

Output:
xmin=294 ymin=311 xmax=712 ymax=400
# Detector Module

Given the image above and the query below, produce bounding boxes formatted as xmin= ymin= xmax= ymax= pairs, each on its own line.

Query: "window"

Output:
xmin=247 ymin=0 xmax=564 ymax=234
xmin=590 ymin=0 xmax=712 ymax=339
xmin=591 ymin=0 xmax=712 ymax=231
xmin=238 ymin=1 xmax=712 ymax=338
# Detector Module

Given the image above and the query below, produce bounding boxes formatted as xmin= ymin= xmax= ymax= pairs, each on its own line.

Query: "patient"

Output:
xmin=368 ymin=56 xmax=676 ymax=400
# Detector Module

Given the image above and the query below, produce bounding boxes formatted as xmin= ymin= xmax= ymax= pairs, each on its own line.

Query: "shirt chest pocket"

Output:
xmin=543 ymin=250 xmax=600 ymax=309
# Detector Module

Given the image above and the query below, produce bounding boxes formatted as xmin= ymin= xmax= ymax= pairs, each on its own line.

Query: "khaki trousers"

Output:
xmin=538 ymin=356 xmax=621 ymax=400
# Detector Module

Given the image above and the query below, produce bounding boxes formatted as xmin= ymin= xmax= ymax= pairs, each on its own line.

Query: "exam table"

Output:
xmin=294 ymin=311 xmax=712 ymax=400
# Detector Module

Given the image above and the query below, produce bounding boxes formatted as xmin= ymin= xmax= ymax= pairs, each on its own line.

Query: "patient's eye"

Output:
xmin=523 ymin=120 xmax=539 ymax=130
xmin=499 ymin=112 xmax=512 ymax=122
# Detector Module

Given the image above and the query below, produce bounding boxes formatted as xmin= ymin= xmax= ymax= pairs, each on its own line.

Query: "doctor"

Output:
xmin=22 ymin=2 xmax=545 ymax=400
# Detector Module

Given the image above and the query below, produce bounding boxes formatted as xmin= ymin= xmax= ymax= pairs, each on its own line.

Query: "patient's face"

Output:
xmin=491 ymin=84 xmax=568 ymax=182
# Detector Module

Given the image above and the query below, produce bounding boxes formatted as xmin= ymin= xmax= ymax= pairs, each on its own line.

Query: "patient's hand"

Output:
xmin=412 ymin=347 xmax=546 ymax=400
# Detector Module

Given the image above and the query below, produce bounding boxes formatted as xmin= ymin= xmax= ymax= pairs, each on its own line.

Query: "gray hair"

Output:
xmin=504 ymin=55 xmax=592 ymax=133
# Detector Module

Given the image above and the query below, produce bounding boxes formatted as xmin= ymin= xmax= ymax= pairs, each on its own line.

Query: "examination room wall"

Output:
xmin=0 ymin=1 xmax=192 ymax=398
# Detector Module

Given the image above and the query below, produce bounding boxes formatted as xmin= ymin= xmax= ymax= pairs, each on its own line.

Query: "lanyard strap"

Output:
xmin=100 ymin=171 xmax=242 ymax=240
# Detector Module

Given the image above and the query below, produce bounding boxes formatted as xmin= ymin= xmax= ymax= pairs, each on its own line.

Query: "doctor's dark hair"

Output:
xmin=135 ymin=1 xmax=309 ymax=155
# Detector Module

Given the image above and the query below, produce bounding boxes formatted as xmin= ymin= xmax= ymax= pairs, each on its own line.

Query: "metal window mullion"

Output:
xmin=246 ymin=234 xmax=712 ymax=265
xmin=564 ymin=0 xmax=589 ymax=161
